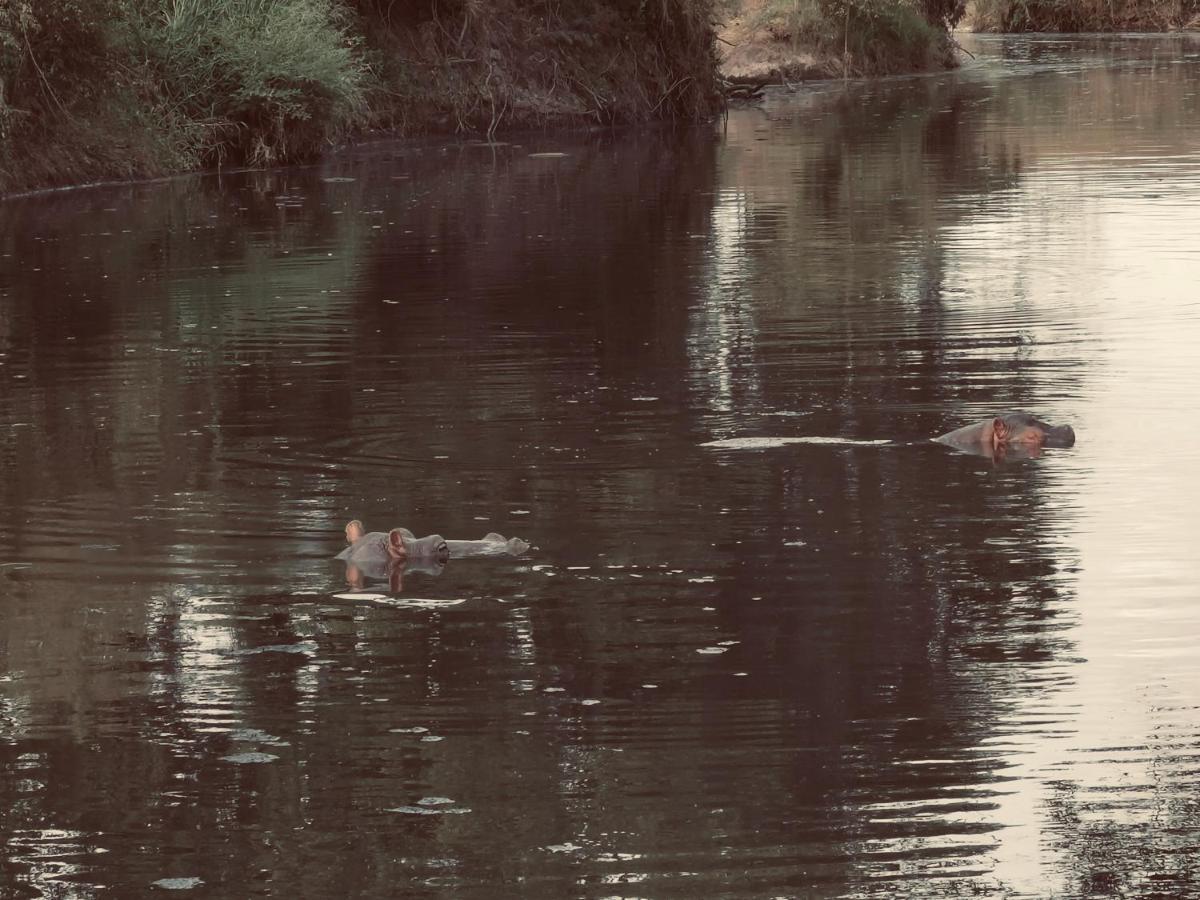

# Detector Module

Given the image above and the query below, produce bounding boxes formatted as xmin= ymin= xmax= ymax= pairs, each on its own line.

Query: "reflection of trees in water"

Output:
xmin=329 ymin=131 xmax=721 ymax=562
xmin=688 ymin=74 xmax=1039 ymax=445
xmin=0 ymin=171 xmax=370 ymax=567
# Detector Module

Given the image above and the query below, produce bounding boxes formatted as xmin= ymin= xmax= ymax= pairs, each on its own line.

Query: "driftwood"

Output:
xmin=719 ymin=77 xmax=767 ymax=102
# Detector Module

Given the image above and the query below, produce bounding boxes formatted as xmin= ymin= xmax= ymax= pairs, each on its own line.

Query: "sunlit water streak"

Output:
xmin=0 ymin=31 xmax=1199 ymax=899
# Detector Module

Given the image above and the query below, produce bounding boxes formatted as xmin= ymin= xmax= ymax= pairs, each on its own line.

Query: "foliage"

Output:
xmin=748 ymin=0 xmax=953 ymax=76
xmin=145 ymin=0 xmax=369 ymax=165
xmin=1 ymin=0 xmax=131 ymax=119
xmin=0 ymin=0 xmax=719 ymax=192
xmin=919 ymin=0 xmax=967 ymax=30
xmin=0 ymin=0 xmax=175 ymax=190
xmin=969 ymin=0 xmax=1199 ymax=30
xmin=1 ymin=0 xmax=371 ymax=189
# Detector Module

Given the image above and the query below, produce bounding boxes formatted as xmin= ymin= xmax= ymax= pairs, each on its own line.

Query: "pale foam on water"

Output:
xmin=151 ymin=877 xmax=203 ymax=890
xmin=701 ymin=436 xmax=894 ymax=450
xmin=221 ymin=752 xmax=279 ymax=764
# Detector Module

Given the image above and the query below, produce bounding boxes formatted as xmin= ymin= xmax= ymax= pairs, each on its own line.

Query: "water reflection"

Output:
xmin=1 ymin=33 xmax=1200 ymax=899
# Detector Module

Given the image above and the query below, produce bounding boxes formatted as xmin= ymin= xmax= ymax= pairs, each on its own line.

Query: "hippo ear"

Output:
xmin=388 ymin=529 xmax=407 ymax=557
xmin=992 ymin=418 xmax=1008 ymax=440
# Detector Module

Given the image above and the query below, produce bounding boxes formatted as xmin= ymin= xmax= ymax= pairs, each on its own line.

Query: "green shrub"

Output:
xmin=749 ymin=0 xmax=834 ymax=39
xmin=1 ymin=0 xmax=719 ymax=193
xmin=830 ymin=0 xmax=948 ymax=73
xmin=750 ymin=0 xmax=952 ymax=76
xmin=146 ymin=0 xmax=369 ymax=165
xmin=1 ymin=0 xmax=132 ymax=115
xmin=968 ymin=0 xmax=1200 ymax=30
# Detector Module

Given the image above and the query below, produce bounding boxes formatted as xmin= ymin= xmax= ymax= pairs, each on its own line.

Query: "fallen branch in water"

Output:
xmin=718 ymin=76 xmax=766 ymax=101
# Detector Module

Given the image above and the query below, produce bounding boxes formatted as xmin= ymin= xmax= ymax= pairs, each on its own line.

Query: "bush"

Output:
xmin=828 ymin=0 xmax=949 ymax=74
xmin=145 ymin=0 xmax=369 ymax=165
xmin=1 ymin=0 xmax=131 ymax=115
xmin=0 ymin=0 xmax=719 ymax=193
xmin=968 ymin=0 xmax=1200 ymax=30
xmin=750 ymin=0 xmax=953 ymax=76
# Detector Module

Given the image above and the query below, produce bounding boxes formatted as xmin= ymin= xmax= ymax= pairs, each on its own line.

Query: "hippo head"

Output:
xmin=993 ymin=413 xmax=1076 ymax=451
xmin=388 ymin=528 xmax=449 ymax=563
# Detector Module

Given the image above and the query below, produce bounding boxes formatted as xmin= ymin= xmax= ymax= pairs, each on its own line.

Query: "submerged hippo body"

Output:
xmin=934 ymin=413 xmax=1075 ymax=459
xmin=337 ymin=521 xmax=529 ymax=583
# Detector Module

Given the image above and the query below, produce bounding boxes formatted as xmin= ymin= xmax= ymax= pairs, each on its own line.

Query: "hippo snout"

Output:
xmin=1045 ymin=424 xmax=1076 ymax=448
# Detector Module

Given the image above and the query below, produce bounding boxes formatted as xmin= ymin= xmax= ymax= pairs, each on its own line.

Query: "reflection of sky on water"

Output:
xmin=936 ymin=142 xmax=1200 ymax=894
xmin=688 ymin=189 xmax=763 ymax=417
xmin=6 ymin=827 xmax=103 ymax=898
xmin=695 ymin=38 xmax=1200 ymax=890
xmin=169 ymin=594 xmax=245 ymax=738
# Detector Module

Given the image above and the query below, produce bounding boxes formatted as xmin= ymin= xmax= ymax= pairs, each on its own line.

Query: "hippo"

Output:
xmin=934 ymin=413 xmax=1075 ymax=459
xmin=337 ymin=519 xmax=529 ymax=590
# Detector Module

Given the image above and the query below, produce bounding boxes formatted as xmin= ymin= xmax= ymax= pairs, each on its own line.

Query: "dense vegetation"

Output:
xmin=0 ymin=0 xmax=718 ymax=194
xmin=350 ymin=0 xmax=718 ymax=132
xmin=738 ymin=0 xmax=964 ymax=77
xmin=968 ymin=0 xmax=1200 ymax=30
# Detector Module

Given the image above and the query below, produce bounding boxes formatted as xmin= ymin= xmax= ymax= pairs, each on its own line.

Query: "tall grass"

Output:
xmin=1 ymin=0 xmax=130 ymax=118
xmin=969 ymin=0 xmax=1200 ymax=30
xmin=0 ymin=0 xmax=197 ymax=191
xmin=749 ymin=0 xmax=956 ymax=76
xmin=1 ymin=0 xmax=370 ymax=190
xmin=148 ymin=0 xmax=369 ymax=165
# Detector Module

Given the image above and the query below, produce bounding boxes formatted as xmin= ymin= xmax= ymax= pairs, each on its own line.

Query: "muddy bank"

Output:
xmin=358 ymin=1 xmax=719 ymax=136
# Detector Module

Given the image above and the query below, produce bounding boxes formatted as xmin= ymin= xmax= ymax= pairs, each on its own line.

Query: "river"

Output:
xmin=2 ymin=33 xmax=1199 ymax=899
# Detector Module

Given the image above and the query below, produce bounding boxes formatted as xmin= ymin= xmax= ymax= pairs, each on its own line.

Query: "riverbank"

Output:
xmin=14 ymin=0 xmax=1154 ymax=197
xmin=0 ymin=0 xmax=719 ymax=196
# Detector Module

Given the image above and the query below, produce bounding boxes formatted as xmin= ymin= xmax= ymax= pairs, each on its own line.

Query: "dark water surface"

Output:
xmin=3 ymin=34 xmax=1200 ymax=898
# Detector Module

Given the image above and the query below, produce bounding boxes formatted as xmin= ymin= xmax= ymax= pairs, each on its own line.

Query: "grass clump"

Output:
xmin=968 ymin=0 xmax=1200 ymax=30
xmin=0 ymin=0 xmax=193 ymax=191
xmin=0 ymin=0 xmax=370 ymax=192
xmin=0 ymin=0 xmax=723 ymax=193
xmin=145 ymin=0 xmax=369 ymax=166
xmin=744 ymin=0 xmax=960 ymax=76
